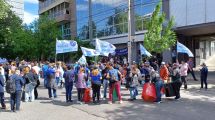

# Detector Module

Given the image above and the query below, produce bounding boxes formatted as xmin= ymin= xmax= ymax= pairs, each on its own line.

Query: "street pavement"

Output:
xmin=0 ymin=71 xmax=215 ymax=120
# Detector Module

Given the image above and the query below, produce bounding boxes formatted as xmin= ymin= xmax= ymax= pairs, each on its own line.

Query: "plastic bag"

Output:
xmin=83 ymin=88 xmax=91 ymax=103
xmin=142 ymin=83 xmax=157 ymax=102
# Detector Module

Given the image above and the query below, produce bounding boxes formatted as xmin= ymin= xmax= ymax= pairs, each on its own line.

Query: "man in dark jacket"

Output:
xmin=10 ymin=70 xmax=25 ymax=112
xmin=200 ymin=63 xmax=208 ymax=90
xmin=63 ymin=65 xmax=75 ymax=102
xmin=0 ymin=74 xmax=6 ymax=109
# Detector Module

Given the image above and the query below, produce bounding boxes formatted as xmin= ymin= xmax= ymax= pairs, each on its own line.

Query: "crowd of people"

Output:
xmin=0 ymin=57 xmax=209 ymax=112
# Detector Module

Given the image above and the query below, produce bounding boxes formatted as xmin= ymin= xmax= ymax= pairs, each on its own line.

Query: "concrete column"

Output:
xmin=70 ymin=0 xmax=77 ymax=38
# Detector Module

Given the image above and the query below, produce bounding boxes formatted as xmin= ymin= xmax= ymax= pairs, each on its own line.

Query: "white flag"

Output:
xmin=78 ymin=55 xmax=87 ymax=65
xmin=81 ymin=47 xmax=100 ymax=57
xmin=95 ymin=38 xmax=116 ymax=56
xmin=177 ymin=42 xmax=194 ymax=57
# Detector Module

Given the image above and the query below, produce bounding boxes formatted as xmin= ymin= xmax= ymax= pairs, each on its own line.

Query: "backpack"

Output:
xmin=6 ymin=76 xmax=16 ymax=94
xmin=109 ymin=69 xmax=119 ymax=83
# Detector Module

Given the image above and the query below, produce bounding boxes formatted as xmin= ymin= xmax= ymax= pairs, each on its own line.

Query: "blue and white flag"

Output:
xmin=56 ymin=40 xmax=78 ymax=54
xmin=177 ymin=42 xmax=194 ymax=57
xmin=140 ymin=44 xmax=152 ymax=57
xmin=81 ymin=47 xmax=100 ymax=57
xmin=78 ymin=55 xmax=87 ymax=65
xmin=0 ymin=58 xmax=7 ymax=64
xmin=95 ymin=38 xmax=116 ymax=56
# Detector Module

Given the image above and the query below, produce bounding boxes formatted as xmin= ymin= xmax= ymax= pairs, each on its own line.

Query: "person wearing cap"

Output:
xmin=200 ymin=63 xmax=208 ymax=90
xmin=160 ymin=62 xmax=169 ymax=83
xmin=171 ymin=63 xmax=182 ymax=100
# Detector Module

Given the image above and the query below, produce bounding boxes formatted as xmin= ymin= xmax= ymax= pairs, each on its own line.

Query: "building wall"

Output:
xmin=6 ymin=0 xmax=24 ymax=19
xmin=170 ymin=0 xmax=215 ymax=27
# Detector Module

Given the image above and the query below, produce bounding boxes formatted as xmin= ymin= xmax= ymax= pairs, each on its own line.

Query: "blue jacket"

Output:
xmin=63 ymin=70 xmax=75 ymax=86
xmin=200 ymin=66 xmax=208 ymax=79
xmin=10 ymin=74 xmax=25 ymax=91
xmin=0 ymin=75 xmax=5 ymax=93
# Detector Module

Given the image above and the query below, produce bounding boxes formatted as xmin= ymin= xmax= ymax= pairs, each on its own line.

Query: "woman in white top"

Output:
xmin=179 ymin=61 xmax=189 ymax=89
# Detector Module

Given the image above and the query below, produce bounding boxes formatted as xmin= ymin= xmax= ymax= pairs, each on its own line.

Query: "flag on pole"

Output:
xmin=78 ymin=55 xmax=87 ymax=65
xmin=95 ymin=38 xmax=116 ymax=56
xmin=177 ymin=42 xmax=194 ymax=57
xmin=56 ymin=40 xmax=78 ymax=54
xmin=81 ymin=47 xmax=100 ymax=57
xmin=140 ymin=44 xmax=152 ymax=57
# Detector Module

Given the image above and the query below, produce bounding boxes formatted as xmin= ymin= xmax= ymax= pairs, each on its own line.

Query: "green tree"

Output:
xmin=33 ymin=14 xmax=61 ymax=61
xmin=144 ymin=2 xmax=176 ymax=53
xmin=0 ymin=0 xmax=9 ymax=20
xmin=0 ymin=9 xmax=23 ymax=59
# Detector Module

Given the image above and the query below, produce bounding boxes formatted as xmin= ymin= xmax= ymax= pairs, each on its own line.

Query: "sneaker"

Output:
xmin=108 ymin=101 xmax=112 ymax=104
xmin=119 ymin=100 xmax=123 ymax=104
xmin=194 ymin=79 xmax=198 ymax=81
xmin=175 ymin=97 xmax=181 ymax=100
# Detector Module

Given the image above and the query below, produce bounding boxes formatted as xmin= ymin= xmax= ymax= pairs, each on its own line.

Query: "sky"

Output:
xmin=24 ymin=0 xmax=39 ymax=24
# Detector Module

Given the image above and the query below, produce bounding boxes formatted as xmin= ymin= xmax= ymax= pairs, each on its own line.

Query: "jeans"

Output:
xmin=65 ymin=83 xmax=73 ymax=101
xmin=92 ymin=84 xmax=101 ymax=102
xmin=56 ymin=77 xmax=60 ymax=86
xmin=201 ymin=76 xmax=208 ymax=89
xmin=77 ymin=88 xmax=85 ymax=101
xmin=10 ymin=91 xmax=22 ymax=111
xmin=129 ymin=87 xmax=138 ymax=99
xmin=25 ymin=83 xmax=35 ymax=102
xmin=48 ymin=88 xmax=57 ymax=98
xmin=0 ymin=92 xmax=6 ymax=108
xmin=181 ymin=76 xmax=187 ymax=89
xmin=103 ymin=79 xmax=109 ymax=98
xmin=109 ymin=81 xmax=122 ymax=102
xmin=44 ymin=76 xmax=48 ymax=88
xmin=155 ymin=80 xmax=164 ymax=102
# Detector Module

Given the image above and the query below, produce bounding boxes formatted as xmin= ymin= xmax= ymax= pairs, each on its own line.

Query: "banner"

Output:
xmin=115 ymin=48 xmax=128 ymax=55
xmin=56 ymin=40 xmax=78 ymax=54
xmin=140 ymin=44 xmax=152 ymax=57
xmin=78 ymin=55 xmax=87 ymax=65
xmin=177 ymin=42 xmax=194 ymax=57
xmin=95 ymin=38 xmax=116 ymax=56
xmin=81 ymin=47 xmax=100 ymax=57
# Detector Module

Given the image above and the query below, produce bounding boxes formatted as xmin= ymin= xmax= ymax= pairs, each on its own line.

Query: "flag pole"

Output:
xmin=55 ymin=38 xmax=57 ymax=64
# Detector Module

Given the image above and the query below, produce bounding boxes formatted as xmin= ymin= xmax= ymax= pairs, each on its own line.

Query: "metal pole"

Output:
xmin=128 ymin=0 xmax=135 ymax=68
xmin=88 ymin=0 xmax=93 ymax=41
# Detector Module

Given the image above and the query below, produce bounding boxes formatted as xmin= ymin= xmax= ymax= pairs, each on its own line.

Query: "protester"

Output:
xmin=179 ymin=61 xmax=189 ymax=89
xmin=160 ymin=62 xmax=169 ymax=83
xmin=151 ymin=70 xmax=164 ymax=103
xmin=63 ymin=65 xmax=75 ymax=102
xmin=55 ymin=62 xmax=62 ymax=87
xmin=90 ymin=67 xmax=102 ymax=104
xmin=10 ymin=70 xmax=25 ymax=112
xmin=187 ymin=58 xmax=198 ymax=81
xmin=0 ymin=73 xmax=6 ymax=109
xmin=102 ymin=65 xmax=109 ymax=100
xmin=200 ymin=63 xmax=208 ymax=90
xmin=42 ymin=61 xmax=49 ymax=88
xmin=75 ymin=67 xmax=87 ymax=104
xmin=32 ymin=69 xmax=40 ymax=100
xmin=128 ymin=64 xmax=141 ymax=101
xmin=107 ymin=62 xmax=123 ymax=104
xmin=23 ymin=66 xmax=37 ymax=102
xmin=47 ymin=63 xmax=57 ymax=99
xmin=171 ymin=63 xmax=182 ymax=100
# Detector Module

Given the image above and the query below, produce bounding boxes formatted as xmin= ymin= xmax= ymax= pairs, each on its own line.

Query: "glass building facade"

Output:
xmin=76 ymin=0 xmax=160 ymax=40
xmin=6 ymin=0 xmax=24 ymax=19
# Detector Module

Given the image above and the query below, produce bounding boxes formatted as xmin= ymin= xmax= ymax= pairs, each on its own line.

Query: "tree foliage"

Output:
xmin=0 ymin=0 xmax=10 ymax=20
xmin=144 ymin=2 xmax=176 ymax=53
